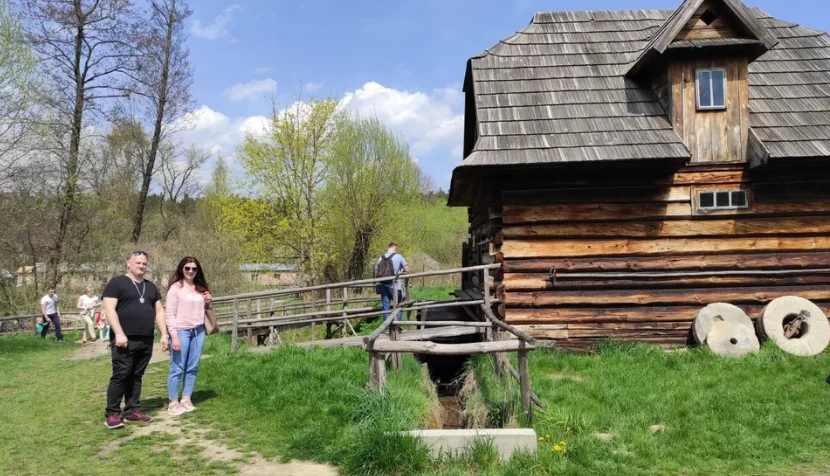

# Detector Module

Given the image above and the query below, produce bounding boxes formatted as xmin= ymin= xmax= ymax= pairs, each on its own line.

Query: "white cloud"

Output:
xmin=339 ymin=81 xmax=464 ymax=158
xmin=226 ymin=78 xmax=276 ymax=101
xmin=173 ymin=81 xmax=465 ymax=190
xmin=302 ymin=81 xmax=324 ymax=93
xmin=175 ymin=105 xmax=268 ymax=157
xmin=190 ymin=4 xmax=241 ymax=40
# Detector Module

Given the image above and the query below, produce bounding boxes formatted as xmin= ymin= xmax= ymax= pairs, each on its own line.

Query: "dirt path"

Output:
xmin=72 ymin=342 xmax=336 ymax=474
xmin=98 ymin=413 xmax=338 ymax=475
xmin=65 ymin=339 xmax=171 ymax=364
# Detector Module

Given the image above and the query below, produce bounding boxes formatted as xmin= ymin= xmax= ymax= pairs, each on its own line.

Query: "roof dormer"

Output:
xmin=625 ymin=0 xmax=778 ymax=77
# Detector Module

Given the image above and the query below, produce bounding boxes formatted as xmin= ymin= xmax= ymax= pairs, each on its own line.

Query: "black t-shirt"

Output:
xmin=102 ymin=275 xmax=162 ymax=337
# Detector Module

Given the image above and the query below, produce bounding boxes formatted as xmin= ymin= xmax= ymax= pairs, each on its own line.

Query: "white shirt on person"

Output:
xmin=79 ymin=295 xmax=98 ymax=312
xmin=41 ymin=294 xmax=58 ymax=315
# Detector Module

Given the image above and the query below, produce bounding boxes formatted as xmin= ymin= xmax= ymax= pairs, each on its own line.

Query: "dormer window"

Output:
xmin=696 ymin=68 xmax=727 ymax=110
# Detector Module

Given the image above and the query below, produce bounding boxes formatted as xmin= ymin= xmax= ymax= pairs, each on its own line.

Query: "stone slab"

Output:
xmin=400 ymin=429 xmax=538 ymax=459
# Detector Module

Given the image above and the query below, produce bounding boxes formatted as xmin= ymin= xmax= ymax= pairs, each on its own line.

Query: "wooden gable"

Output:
xmin=673 ymin=0 xmax=752 ymax=41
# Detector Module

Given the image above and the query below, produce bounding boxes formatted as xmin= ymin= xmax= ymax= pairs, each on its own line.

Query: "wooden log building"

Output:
xmin=448 ymin=0 xmax=830 ymax=349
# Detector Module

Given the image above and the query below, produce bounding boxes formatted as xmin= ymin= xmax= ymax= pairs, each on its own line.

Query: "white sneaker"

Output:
xmin=167 ymin=402 xmax=186 ymax=417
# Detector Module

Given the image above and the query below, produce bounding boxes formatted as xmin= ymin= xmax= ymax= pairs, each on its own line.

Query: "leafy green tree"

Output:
xmin=324 ymin=114 xmax=427 ymax=280
xmin=237 ymin=99 xmax=340 ymax=283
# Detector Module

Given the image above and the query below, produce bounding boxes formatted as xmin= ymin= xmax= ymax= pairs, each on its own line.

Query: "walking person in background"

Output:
xmin=39 ymin=288 xmax=63 ymax=342
xmin=165 ymin=257 xmax=212 ymax=417
xmin=374 ymin=243 xmax=409 ymax=320
xmin=102 ymin=250 xmax=166 ymax=429
xmin=77 ymin=287 xmax=99 ymax=343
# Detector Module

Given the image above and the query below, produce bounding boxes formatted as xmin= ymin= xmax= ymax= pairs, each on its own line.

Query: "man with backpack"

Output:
xmin=374 ymin=243 xmax=409 ymax=320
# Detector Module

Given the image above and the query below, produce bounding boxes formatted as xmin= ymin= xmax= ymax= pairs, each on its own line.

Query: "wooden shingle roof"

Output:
xmin=455 ymin=5 xmax=830 ymax=170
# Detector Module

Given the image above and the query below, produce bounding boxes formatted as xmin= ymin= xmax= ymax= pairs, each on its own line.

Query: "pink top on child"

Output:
xmin=166 ymin=282 xmax=206 ymax=332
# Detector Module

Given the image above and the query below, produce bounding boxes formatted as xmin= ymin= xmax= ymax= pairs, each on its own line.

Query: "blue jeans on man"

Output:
xmin=42 ymin=314 xmax=63 ymax=341
xmin=379 ymin=285 xmax=404 ymax=321
xmin=167 ymin=325 xmax=206 ymax=401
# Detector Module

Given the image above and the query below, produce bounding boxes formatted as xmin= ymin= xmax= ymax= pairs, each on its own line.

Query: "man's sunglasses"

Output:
xmin=132 ymin=250 xmax=148 ymax=257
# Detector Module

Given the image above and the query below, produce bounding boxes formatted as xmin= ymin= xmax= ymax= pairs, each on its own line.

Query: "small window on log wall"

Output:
xmin=696 ymin=68 xmax=727 ymax=110
xmin=697 ymin=190 xmax=748 ymax=211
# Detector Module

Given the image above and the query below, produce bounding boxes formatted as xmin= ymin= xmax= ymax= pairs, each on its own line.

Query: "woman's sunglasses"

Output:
xmin=184 ymin=266 xmax=198 ymax=272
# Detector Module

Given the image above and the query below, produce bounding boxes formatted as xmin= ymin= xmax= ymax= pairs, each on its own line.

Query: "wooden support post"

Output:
xmin=311 ymin=291 xmax=316 ymax=343
xmin=483 ymin=267 xmax=491 ymax=309
xmin=341 ymin=287 xmax=350 ymax=337
xmin=376 ymin=352 xmax=387 ymax=389
xmin=390 ymin=277 xmax=402 ymax=373
xmin=368 ymin=351 xmax=378 ymax=388
xmin=231 ymin=299 xmax=240 ymax=354
xmin=246 ymin=298 xmax=254 ymax=346
xmin=518 ymin=347 xmax=532 ymax=420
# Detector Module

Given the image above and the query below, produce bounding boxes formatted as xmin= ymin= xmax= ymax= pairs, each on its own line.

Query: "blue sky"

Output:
xmin=181 ymin=0 xmax=829 ymax=191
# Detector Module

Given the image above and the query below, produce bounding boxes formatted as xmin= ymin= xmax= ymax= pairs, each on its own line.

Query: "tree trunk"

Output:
xmin=346 ymin=226 xmax=374 ymax=280
xmin=131 ymin=4 xmax=174 ymax=245
xmin=51 ymin=13 xmax=87 ymax=288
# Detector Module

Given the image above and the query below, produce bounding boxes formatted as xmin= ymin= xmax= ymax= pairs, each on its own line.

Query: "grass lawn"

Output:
xmin=3 ymin=330 xmax=830 ymax=475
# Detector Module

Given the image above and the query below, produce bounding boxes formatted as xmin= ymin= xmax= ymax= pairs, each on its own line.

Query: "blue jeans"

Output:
xmin=43 ymin=314 xmax=63 ymax=341
xmin=167 ymin=326 xmax=205 ymax=400
xmin=379 ymin=286 xmax=403 ymax=321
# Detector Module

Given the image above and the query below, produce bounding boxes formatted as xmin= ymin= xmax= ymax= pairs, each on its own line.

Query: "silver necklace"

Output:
xmin=131 ymin=279 xmax=146 ymax=304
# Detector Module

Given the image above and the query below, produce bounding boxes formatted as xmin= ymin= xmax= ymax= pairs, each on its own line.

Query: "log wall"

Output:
xmin=482 ymin=163 xmax=830 ymax=349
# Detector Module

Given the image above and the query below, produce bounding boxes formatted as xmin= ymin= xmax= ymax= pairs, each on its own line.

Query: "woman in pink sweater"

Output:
xmin=165 ymin=257 xmax=213 ymax=416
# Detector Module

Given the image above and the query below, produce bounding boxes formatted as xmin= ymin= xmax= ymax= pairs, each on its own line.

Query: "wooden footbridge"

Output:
xmin=210 ymin=264 xmax=546 ymax=417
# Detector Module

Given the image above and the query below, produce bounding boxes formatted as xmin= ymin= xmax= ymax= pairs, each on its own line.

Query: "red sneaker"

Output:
xmin=105 ymin=414 xmax=124 ymax=429
xmin=124 ymin=410 xmax=153 ymax=424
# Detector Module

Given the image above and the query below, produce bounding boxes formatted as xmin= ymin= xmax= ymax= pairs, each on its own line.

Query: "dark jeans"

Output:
xmin=379 ymin=285 xmax=404 ymax=321
xmin=43 ymin=314 xmax=62 ymax=341
xmin=105 ymin=336 xmax=154 ymax=417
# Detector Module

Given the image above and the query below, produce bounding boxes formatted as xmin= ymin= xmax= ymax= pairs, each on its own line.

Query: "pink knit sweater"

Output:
xmin=166 ymin=282 xmax=206 ymax=332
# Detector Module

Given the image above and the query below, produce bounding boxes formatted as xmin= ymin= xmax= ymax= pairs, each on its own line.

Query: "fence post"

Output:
xmin=483 ymin=267 xmax=491 ymax=309
xmin=231 ymin=298 xmax=240 ymax=354
xmin=246 ymin=298 xmax=253 ymax=346
xmin=518 ymin=345 xmax=532 ymax=420
xmin=311 ymin=291 xmax=316 ymax=343
xmin=389 ymin=277 xmax=402 ymax=373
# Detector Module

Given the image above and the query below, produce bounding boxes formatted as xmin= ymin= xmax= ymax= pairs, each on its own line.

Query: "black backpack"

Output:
xmin=374 ymin=253 xmax=397 ymax=279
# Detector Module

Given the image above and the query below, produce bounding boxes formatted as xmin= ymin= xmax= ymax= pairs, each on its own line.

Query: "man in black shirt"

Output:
xmin=102 ymin=250 xmax=168 ymax=429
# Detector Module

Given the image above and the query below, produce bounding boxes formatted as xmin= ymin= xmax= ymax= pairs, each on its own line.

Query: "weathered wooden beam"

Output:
xmin=502 ymin=271 xmax=830 ymax=291
xmin=481 ymin=304 xmax=537 ymax=345
xmin=212 ymin=264 xmax=501 ymax=303
xmin=518 ymin=350 xmax=531 ymax=418
xmin=392 ymin=321 xmax=491 ymax=327
xmin=508 ymin=285 xmax=830 ymax=307
xmin=502 ymin=252 xmax=830 ymax=273
xmin=300 ymin=326 xmax=482 ymax=349
xmin=502 ymin=236 xmax=830 ymax=259
xmin=502 ymin=217 xmax=830 ymax=239
xmin=231 ymin=299 xmax=240 ymax=354
xmin=368 ymin=339 xmax=535 ymax=355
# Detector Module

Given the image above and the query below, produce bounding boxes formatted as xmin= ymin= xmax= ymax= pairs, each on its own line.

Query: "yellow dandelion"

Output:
xmin=559 ymin=441 xmax=567 ymax=446
xmin=554 ymin=445 xmax=563 ymax=451
xmin=538 ymin=437 xmax=545 ymax=441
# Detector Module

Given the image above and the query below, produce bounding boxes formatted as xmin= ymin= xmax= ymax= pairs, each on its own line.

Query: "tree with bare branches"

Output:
xmin=19 ymin=0 xmax=139 ymax=287
xmin=129 ymin=0 xmax=193 ymax=244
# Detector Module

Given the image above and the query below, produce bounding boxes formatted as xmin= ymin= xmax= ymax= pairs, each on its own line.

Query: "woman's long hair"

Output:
xmin=168 ymin=256 xmax=210 ymax=293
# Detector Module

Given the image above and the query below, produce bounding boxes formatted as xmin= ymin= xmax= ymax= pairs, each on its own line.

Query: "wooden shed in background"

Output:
xmin=449 ymin=0 xmax=830 ymax=349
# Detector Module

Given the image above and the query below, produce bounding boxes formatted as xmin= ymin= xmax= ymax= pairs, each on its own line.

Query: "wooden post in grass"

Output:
xmin=268 ymin=297 xmax=275 ymax=346
xmin=390 ymin=277 xmax=402 ymax=373
xmin=376 ymin=352 xmax=387 ymax=389
xmin=246 ymin=298 xmax=253 ymax=346
xmin=518 ymin=344 xmax=532 ymax=419
xmin=311 ymin=291 xmax=316 ymax=343
xmin=231 ymin=298 xmax=240 ymax=354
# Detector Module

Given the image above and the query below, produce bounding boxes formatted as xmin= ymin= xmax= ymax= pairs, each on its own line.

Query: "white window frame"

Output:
xmin=695 ymin=68 xmax=727 ymax=111
xmin=697 ymin=190 xmax=748 ymax=211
